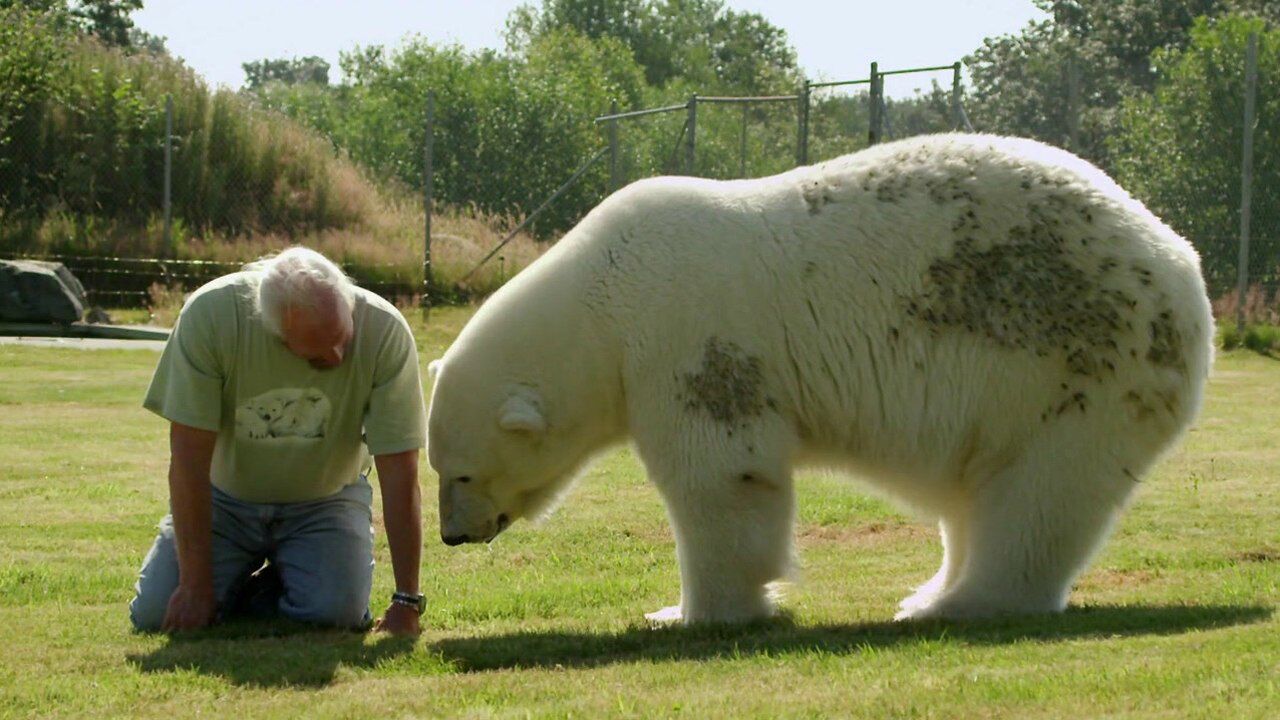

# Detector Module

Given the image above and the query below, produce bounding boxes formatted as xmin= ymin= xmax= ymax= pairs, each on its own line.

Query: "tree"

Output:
xmin=966 ymin=0 xmax=1278 ymax=166
xmin=1110 ymin=14 xmax=1279 ymax=295
xmin=126 ymin=25 xmax=167 ymax=55
xmin=0 ymin=4 xmax=69 ymax=211
xmin=250 ymin=29 xmax=650 ymax=235
xmin=242 ymin=56 xmax=331 ymax=90
xmin=72 ymin=0 xmax=142 ymax=47
xmin=506 ymin=0 xmax=800 ymax=93
xmin=0 ymin=0 xmax=146 ymax=47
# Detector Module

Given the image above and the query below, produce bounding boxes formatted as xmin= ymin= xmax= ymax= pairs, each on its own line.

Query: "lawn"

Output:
xmin=0 ymin=306 xmax=1276 ymax=719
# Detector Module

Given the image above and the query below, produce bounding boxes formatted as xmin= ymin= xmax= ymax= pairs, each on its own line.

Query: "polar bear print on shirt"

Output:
xmin=236 ymin=387 xmax=331 ymax=440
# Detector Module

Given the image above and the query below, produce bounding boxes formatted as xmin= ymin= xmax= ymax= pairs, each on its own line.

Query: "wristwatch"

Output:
xmin=391 ymin=590 xmax=425 ymax=615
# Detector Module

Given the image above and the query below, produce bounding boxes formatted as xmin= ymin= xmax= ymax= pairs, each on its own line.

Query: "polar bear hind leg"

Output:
xmin=897 ymin=515 xmax=970 ymax=616
xmin=895 ymin=423 xmax=1144 ymax=621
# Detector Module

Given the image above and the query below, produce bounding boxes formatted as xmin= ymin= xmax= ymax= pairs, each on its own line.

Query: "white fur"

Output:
xmin=427 ymin=134 xmax=1214 ymax=624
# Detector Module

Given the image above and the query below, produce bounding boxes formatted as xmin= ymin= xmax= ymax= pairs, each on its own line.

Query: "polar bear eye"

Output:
xmin=455 ymin=476 xmax=472 ymax=484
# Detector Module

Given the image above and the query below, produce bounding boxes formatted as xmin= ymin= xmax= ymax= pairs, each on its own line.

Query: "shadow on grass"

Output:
xmin=126 ymin=619 xmax=416 ymax=688
xmin=433 ymin=603 xmax=1274 ymax=672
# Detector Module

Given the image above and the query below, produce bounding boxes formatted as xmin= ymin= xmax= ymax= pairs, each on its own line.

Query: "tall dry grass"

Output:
xmin=1212 ymin=284 xmax=1280 ymax=326
xmin=158 ymin=202 xmax=546 ymax=299
xmin=0 ymin=10 xmax=548 ymax=301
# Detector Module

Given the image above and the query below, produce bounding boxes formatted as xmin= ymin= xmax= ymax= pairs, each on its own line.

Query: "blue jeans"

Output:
xmin=129 ymin=478 xmax=374 ymax=631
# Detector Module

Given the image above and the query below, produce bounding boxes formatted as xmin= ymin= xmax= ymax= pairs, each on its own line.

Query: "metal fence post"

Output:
xmin=869 ymin=62 xmax=882 ymax=145
xmin=739 ymin=103 xmax=749 ymax=178
xmin=686 ymin=94 xmax=698 ymax=176
xmin=1236 ymin=31 xmax=1259 ymax=333
xmin=422 ymin=90 xmax=435 ymax=320
xmin=163 ymin=94 xmax=172 ymax=254
xmin=797 ymin=80 xmax=811 ymax=166
xmin=950 ymin=62 xmax=963 ymax=130
xmin=1066 ymin=54 xmax=1081 ymax=152
xmin=608 ymin=99 xmax=621 ymax=193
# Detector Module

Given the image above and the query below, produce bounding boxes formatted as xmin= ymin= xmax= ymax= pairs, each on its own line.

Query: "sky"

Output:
xmin=133 ymin=0 xmax=1049 ymax=98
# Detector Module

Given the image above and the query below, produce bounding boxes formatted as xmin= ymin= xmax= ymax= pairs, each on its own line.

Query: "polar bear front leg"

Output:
xmin=630 ymin=337 xmax=798 ymax=624
xmin=661 ymin=471 xmax=795 ymax=624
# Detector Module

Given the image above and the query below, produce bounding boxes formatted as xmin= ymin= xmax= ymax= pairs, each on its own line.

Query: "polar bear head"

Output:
xmin=426 ymin=246 xmax=630 ymax=546
xmin=246 ymin=396 xmax=287 ymax=423
xmin=269 ymin=390 xmax=330 ymax=439
xmin=427 ymin=347 xmax=628 ymax=545
xmin=428 ymin=369 xmax=569 ymax=545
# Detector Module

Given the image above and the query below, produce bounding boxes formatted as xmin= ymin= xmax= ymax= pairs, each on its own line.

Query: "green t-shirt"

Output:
xmin=143 ymin=271 xmax=426 ymax=503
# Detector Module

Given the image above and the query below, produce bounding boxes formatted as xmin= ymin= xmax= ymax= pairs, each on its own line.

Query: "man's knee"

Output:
xmin=129 ymin=519 xmax=178 ymax=632
xmin=129 ymin=592 xmax=168 ymax=632
xmin=274 ymin=501 xmax=373 ymax=629
xmin=281 ymin=588 xmax=370 ymax=629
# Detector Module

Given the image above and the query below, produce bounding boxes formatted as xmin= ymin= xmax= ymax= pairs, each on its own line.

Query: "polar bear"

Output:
xmin=268 ymin=388 xmax=330 ymax=439
xmin=426 ymin=134 xmax=1213 ymax=624
xmin=236 ymin=387 xmax=331 ymax=440
xmin=236 ymin=394 xmax=286 ymax=439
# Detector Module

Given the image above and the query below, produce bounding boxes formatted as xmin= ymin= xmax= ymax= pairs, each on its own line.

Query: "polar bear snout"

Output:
xmin=439 ymin=478 xmax=508 ymax=545
xmin=440 ymin=520 xmax=496 ymax=545
xmin=442 ymin=513 xmax=510 ymax=546
xmin=442 ymin=513 xmax=509 ymax=545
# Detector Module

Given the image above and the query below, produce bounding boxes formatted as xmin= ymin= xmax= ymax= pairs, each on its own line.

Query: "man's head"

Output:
xmin=250 ymin=247 xmax=356 ymax=369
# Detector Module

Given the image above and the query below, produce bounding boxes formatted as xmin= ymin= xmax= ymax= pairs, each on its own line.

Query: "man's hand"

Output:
xmin=161 ymin=582 xmax=216 ymax=632
xmin=372 ymin=601 xmax=421 ymax=636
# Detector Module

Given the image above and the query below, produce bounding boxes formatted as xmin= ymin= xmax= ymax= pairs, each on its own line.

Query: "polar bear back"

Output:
xmin=550 ymin=134 xmax=1214 ymax=487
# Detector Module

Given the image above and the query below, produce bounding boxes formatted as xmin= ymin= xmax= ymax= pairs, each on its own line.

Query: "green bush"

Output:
xmin=0 ymin=5 xmax=379 ymax=249
xmin=1219 ymin=322 xmax=1280 ymax=354
xmin=254 ymin=29 xmax=651 ymax=237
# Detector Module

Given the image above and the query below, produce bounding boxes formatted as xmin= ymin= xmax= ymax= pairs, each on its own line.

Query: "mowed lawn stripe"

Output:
xmin=0 ymin=309 xmax=1275 ymax=719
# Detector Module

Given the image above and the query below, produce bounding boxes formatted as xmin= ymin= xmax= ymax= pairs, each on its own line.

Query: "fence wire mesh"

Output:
xmin=1 ymin=53 xmax=1275 ymax=321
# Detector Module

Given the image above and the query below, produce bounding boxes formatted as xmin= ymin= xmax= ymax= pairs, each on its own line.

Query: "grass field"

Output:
xmin=0 ymin=306 xmax=1277 ymax=718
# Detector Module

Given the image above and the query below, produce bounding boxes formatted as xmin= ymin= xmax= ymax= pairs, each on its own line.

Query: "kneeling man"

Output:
xmin=129 ymin=247 xmax=426 ymax=635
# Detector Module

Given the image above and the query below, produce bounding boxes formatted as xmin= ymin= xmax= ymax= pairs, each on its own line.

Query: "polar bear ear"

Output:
xmin=498 ymin=394 xmax=547 ymax=434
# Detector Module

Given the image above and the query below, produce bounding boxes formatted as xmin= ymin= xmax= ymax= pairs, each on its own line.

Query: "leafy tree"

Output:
xmin=126 ymin=25 xmax=167 ymax=55
xmin=0 ymin=4 xmax=69 ymax=209
xmin=256 ymin=29 xmax=649 ymax=234
xmin=242 ymin=56 xmax=331 ymax=90
xmin=966 ymin=0 xmax=1278 ymax=165
xmin=72 ymin=0 xmax=142 ymax=47
xmin=507 ymin=0 xmax=800 ymax=93
xmin=0 ymin=0 xmax=145 ymax=47
xmin=1110 ymin=14 xmax=1279 ymax=294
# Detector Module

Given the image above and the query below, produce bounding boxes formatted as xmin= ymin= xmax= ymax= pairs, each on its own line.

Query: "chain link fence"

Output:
xmin=3 ymin=43 xmax=1274 ymax=325
xmin=0 ymin=72 xmax=426 ymax=313
xmin=1108 ymin=30 xmax=1277 ymax=329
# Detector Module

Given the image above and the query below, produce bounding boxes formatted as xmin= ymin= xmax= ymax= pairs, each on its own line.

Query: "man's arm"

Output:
xmin=373 ymin=449 xmax=422 ymax=635
xmin=162 ymin=421 xmax=219 ymax=632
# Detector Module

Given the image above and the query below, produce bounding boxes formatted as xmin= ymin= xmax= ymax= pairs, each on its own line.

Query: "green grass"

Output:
xmin=0 ymin=306 xmax=1276 ymax=718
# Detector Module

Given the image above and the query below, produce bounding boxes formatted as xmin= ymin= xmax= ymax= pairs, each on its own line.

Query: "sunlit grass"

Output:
xmin=0 ymin=310 xmax=1275 ymax=718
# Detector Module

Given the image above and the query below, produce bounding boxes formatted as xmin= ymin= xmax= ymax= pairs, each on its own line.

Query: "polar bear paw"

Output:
xmin=894 ymin=592 xmax=945 ymax=621
xmin=644 ymin=605 xmax=683 ymax=625
xmin=893 ymin=587 xmax=1006 ymax=621
xmin=894 ymin=573 xmax=947 ymax=621
xmin=893 ymin=589 xmax=1066 ymax=622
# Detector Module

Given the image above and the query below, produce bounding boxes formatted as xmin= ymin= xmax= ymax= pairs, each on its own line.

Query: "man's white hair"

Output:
xmin=245 ymin=247 xmax=357 ymax=337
